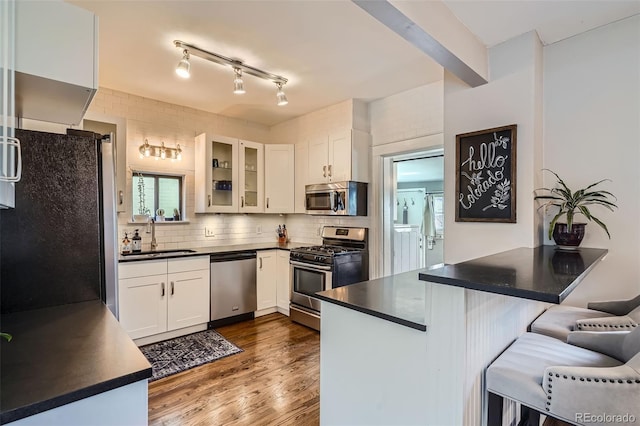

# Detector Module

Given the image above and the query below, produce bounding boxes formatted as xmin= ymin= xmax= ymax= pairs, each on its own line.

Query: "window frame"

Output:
xmin=132 ymin=170 xmax=185 ymax=222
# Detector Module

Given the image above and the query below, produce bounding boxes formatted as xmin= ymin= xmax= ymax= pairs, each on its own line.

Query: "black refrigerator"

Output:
xmin=0 ymin=128 xmax=118 ymax=315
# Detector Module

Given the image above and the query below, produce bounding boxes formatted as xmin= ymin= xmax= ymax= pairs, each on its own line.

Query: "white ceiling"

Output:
xmin=68 ymin=1 xmax=639 ymax=126
xmin=444 ymin=0 xmax=640 ymax=47
xmin=396 ymin=156 xmax=444 ymax=183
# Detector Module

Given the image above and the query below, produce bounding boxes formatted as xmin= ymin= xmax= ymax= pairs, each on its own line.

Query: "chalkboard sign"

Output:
xmin=455 ymin=124 xmax=517 ymax=223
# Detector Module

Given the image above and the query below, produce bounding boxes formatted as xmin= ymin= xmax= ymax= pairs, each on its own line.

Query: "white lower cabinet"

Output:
xmin=167 ymin=269 xmax=210 ymax=331
xmin=256 ymin=250 xmax=277 ymax=312
xmin=276 ymin=250 xmax=291 ymax=315
xmin=118 ymin=256 xmax=210 ymax=340
xmin=256 ymin=249 xmax=291 ymax=316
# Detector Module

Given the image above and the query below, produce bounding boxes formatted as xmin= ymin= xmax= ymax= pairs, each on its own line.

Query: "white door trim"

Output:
xmin=370 ymin=133 xmax=444 ymax=278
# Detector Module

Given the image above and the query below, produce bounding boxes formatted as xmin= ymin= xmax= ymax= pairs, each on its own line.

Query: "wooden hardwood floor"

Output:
xmin=148 ymin=313 xmax=320 ymax=426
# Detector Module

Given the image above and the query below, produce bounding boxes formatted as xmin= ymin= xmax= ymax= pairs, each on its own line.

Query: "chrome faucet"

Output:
xmin=150 ymin=218 xmax=158 ymax=251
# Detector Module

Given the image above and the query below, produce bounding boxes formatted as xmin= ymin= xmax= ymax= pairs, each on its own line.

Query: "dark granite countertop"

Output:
xmin=315 ymin=271 xmax=427 ymax=331
xmin=0 ymin=301 xmax=152 ymax=424
xmin=118 ymin=241 xmax=314 ymax=262
xmin=418 ymin=246 xmax=608 ymax=303
xmin=315 ymin=246 xmax=607 ymax=330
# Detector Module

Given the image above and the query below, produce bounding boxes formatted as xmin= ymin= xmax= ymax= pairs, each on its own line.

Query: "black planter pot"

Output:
xmin=552 ymin=223 xmax=586 ymax=247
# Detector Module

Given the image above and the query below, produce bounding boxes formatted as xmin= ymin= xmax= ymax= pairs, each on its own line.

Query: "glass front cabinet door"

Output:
xmin=195 ymin=133 xmax=239 ymax=213
xmin=239 ymin=140 xmax=264 ymax=213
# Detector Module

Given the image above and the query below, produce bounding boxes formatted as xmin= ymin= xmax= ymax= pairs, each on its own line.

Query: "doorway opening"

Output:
xmin=384 ymin=151 xmax=444 ymax=276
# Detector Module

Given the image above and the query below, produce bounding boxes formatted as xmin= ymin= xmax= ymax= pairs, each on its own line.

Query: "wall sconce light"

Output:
xmin=139 ymin=139 xmax=182 ymax=161
xmin=174 ymin=40 xmax=289 ymax=106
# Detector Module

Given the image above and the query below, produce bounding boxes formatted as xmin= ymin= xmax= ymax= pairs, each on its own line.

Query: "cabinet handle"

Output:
xmin=322 ymin=165 xmax=327 ymax=178
xmin=266 ymin=197 xmax=269 ymax=209
xmin=118 ymin=190 xmax=124 ymax=205
xmin=259 ymin=257 xmax=263 ymax=269
xmin=161 ymin=282 xmax=165 ymax=297
xmin=171 ymin=281 xmax=175 ymax=295
xmin=208 ymin=195 xmax=211 ymax=207
xmin=241 ymin=196 xmax=244 ymax=208
xmin=328 ymin=164 xmax=332 ymax=178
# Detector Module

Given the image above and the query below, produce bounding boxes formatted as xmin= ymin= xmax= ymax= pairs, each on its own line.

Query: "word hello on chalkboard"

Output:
xmin=455 ymin=124 xmax=517 ymax=223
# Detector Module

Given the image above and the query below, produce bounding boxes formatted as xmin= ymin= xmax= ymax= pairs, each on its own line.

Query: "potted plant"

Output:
xmin=534 ymin=169 xmax=617 ymax=247
xmin=133 ymin=172 xmax=150 ymax=222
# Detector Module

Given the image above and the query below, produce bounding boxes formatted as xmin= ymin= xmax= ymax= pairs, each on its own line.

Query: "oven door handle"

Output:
xmin=290 ymin=260 xmax=333 ymax=271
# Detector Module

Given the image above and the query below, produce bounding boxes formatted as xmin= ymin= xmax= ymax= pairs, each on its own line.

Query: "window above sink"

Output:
xmin=132 ymin=171 xmax=185 ymax=222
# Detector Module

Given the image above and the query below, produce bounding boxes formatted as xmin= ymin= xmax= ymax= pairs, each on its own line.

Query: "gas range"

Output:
xmin=290 ymin=245 xmax=363 ymax=265
xmin=289 ymin=226 xmax=369 ymax=331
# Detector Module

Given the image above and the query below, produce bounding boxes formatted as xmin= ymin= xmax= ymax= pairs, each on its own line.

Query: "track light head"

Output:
xmin=176 ymin=50 xmax=191 ymax=78
xmin=233 ymin=68 xmax=245 ymax=94
xmin=276 ymin=83 xmax=288 ymax=106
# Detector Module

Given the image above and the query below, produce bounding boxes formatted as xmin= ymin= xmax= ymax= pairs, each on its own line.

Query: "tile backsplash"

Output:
xmin=120 ymin=213 xmax=373 ymax=252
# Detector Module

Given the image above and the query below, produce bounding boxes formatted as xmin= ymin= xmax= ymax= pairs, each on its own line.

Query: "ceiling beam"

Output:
xmin=353 ymin=0 xmax=488 ymax=88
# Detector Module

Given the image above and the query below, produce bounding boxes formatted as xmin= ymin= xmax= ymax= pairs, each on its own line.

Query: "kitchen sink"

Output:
xmin=121 ymin=249 xmax=197 ymax=259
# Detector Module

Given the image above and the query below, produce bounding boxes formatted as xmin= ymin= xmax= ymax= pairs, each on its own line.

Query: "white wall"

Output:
xmin=543 ymin=16 xmax=640 ymax=304
xmin=369 ymin=81 xmax=443 ymax=147
xmin=443 ymin=31 xmax=544 ymax=264
xmin=269 ymin=98 xmax=355 ymax=144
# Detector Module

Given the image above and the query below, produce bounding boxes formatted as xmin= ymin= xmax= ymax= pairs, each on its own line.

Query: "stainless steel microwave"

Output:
xmin=305 ymin=181 xmax=367 ymax=216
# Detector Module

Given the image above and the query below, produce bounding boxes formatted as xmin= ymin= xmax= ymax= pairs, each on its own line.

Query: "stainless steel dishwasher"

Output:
xmin=210 ymin=251 xmax=257 ymax=326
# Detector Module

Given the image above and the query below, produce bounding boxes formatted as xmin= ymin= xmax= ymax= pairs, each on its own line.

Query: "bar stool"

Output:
xmin=531 ymin=294 xmax=640 ymax=341
xmin=486 ymin=327 xmax=640 ymax=425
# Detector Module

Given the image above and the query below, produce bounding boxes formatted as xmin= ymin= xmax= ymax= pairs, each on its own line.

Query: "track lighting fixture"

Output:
xmin=233 ymin=68 xmax=245 ymax=94
xmin=174 ymin=40 xmax=289 ymax=106
xmin=139 ymin=139 xmax=182 ymax=161
xmin=276 ymin=82 xmax=288 ymax=106
xmin=175 ymin=50 xmax=191 ymax=78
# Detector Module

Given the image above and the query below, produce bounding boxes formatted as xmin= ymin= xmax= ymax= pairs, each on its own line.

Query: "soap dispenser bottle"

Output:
xmin=132 ymin=229 xmax=142 ymax=253
xmin=121 ymin=232 xmax=131 ymax=254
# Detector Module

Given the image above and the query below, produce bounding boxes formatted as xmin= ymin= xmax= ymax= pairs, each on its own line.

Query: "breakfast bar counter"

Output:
xmin=318 ymin=246 xmax=608 ymax=425
xmin=418 ymin=246 xmax=608 ymax=303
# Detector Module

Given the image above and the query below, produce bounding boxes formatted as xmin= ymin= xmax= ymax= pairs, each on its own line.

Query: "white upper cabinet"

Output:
xmin=15 ymin=0 xmax=98 ymax=125
xmin=195 ymin=133 xmax=268 ymax=213
xmin=239 ymin=140 xmax=264 ymax=213
xmin=195 ymin=133 xmax=239 ymax=213
xmin=308 ymin=135 xmax=330 ymax=184
xmin=1 ymin=0 xmax=17 ymax=209
xmin=307 ymin=129 xmax=371 ymax=184
xmin=265 ymin=144 xmax=294 ymax=213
